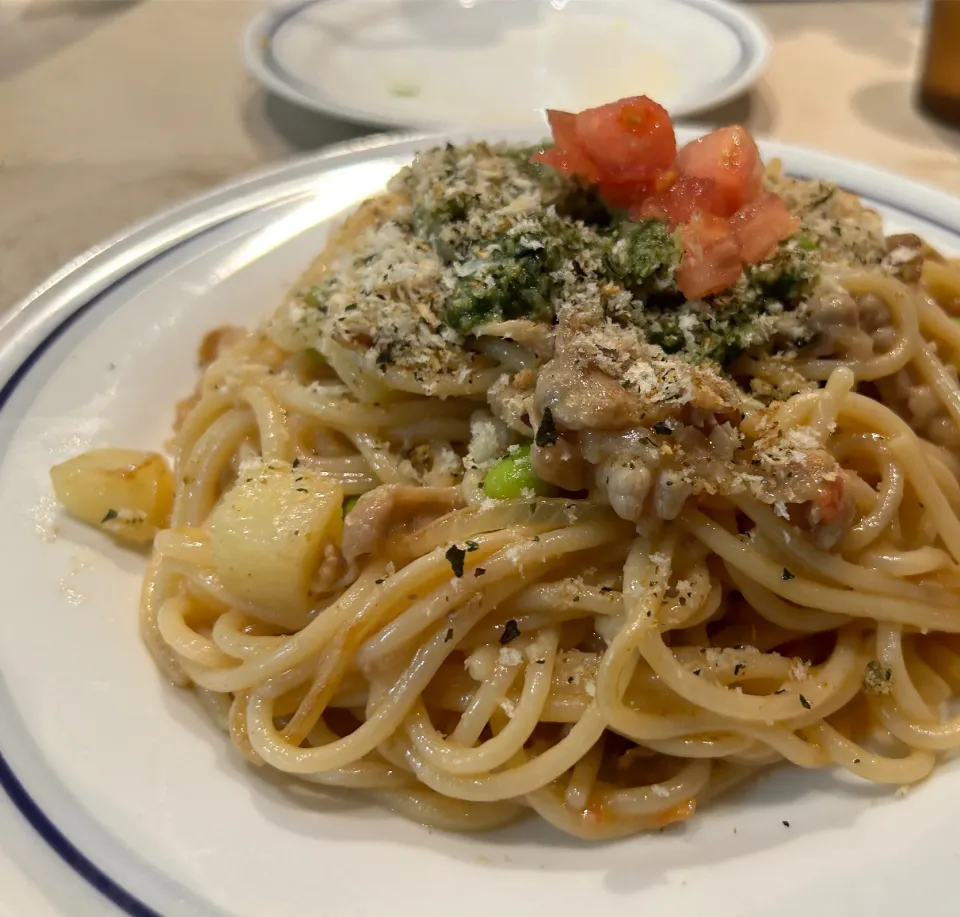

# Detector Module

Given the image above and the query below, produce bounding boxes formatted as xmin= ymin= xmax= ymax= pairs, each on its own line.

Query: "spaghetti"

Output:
xmin=50 ymin=103 xmax=960 ymax=839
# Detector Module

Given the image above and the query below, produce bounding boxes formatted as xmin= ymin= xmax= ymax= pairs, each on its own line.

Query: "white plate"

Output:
xmin=242 ymin=0 xmax=770 ymax=129
xmin=2 ymin=130 xmax=960 ymax=917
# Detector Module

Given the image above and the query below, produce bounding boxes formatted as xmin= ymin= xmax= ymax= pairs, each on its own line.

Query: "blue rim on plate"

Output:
xmin=242 ymin=0 xmax=770 ymax=129
xmin=1 ymin=130 xmax=959 ymax=917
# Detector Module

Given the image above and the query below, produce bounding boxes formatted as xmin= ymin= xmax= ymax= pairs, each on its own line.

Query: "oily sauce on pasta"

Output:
xmin=50 ymin=98 xmax=960 ymax=839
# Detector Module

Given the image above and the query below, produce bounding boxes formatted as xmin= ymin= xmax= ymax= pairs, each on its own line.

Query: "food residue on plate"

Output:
xmin=390 ymin=82 xmax=421 ymax=99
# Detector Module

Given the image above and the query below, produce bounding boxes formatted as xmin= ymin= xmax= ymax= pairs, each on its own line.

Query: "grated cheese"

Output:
xmin=465 ymin=411 xmax=509 ymax=469
xmin=262 ymin=141 xmax=875 ymax=528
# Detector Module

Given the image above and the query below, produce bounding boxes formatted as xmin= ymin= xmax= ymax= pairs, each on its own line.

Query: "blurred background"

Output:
xmin=0 ymin=0 xmax=957 ymax=314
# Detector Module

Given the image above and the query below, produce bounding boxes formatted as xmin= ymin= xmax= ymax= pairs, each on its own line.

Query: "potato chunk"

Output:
xmin=207 ymin=461 xmax=343 ymax=628
xmin=50 ymin=448 xmax=174 ymax=544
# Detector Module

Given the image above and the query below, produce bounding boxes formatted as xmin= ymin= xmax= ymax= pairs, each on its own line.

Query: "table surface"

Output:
xmin=0 ymin=0 xmax=958 ymax=314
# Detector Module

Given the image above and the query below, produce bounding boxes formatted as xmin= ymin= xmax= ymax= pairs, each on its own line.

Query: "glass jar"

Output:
xmin=919 ymin=0 xmax=960 ymax=126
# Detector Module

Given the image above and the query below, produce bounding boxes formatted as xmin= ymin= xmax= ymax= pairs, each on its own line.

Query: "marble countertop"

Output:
xmin=0 ymin=0 xmax=958 ymax=313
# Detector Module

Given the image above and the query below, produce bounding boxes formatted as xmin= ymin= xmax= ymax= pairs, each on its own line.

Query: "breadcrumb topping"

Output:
xmin=263 ymin=141 xmax=898 ymax=521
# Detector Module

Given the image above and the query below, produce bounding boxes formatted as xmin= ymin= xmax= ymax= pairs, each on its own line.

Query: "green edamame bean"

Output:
xmin=482 ymin=444 xmax=556 ymax=499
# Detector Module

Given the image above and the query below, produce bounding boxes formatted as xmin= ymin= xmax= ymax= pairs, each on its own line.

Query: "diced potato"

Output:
xmin=207 ymin=461 xmax=343 ymax=628
xmin=50 ymin=448 xmax=174 ymax=544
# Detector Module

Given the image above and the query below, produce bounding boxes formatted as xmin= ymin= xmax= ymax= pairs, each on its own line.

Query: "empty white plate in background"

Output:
xmin=243 ymin=0 xmax=770 ymax=129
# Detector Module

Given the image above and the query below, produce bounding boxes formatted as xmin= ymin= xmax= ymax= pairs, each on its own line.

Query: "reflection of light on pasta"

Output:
xmin=48 ymin=136 xmax=960 ymax=840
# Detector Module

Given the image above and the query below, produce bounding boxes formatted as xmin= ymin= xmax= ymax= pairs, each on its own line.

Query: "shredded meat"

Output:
xmin=536 ymin=350 xmax=655 ymax=430
xmin=342 ymin=485 xmax=465 ymax=561
xmin=311 ymin=543 xmax=349 ymax=594
xmin=804 ymin=474 xmax=856 ymax=549
xmin=575 ymin=415 xmax=854 ymax=527
xmin=596 ymin=459 xmax=653 ymax=522
xmin=533 ymin=314 xmax=742 ymax=434
xmin=764 ymin=447 xmax=845 ymax=510
xmin=488 ymin=373 xmax=535 ymax=435
xmin=808 ymin=289 xmax=859 ymax=332
xmin=882 ymin=232 xmax=937 ymax=283
xmin=531 ymin=435 xmax=590 ymax=491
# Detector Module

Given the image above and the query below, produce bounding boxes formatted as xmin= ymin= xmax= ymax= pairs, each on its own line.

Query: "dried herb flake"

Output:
xmin=535 ymin=408 xmax=557 ymax=447
xmin=445 ymin=544 xmax=466 ymax=578
xmin=500 ymin=619 xmax=521 ymax=645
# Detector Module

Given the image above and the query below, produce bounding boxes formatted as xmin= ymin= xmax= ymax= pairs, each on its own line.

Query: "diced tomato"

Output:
xmin=632 ymin=176 xmax=726 ymax=227
xmin=597 ymin=180 xmax=650 ymax=210
xmin=532 ymin=110 xmax=601 ymax=182
xmin=650 ymin=168 xmax=679 ymax=194
xmin=730 ymin=192 xmax=801 ymax=263
xmin=599 ymin=169 xmax=676 ymax=212
xmin=676 ymin=212 xmax=743 ymax=299
xmin=545 ymin=109 xmax=580 ymax=150
xmin=531 ymin=99 xmax=799 ymax=293
xmin=633 ymin=196 xmax=670 ymax=223
xmin=573 ymin=96 xmax=677 ymax=184
xmin=814 ymin=476 xmax=845 ymax=525
xmin=676 ymin=125 xmax=764 ymax=217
